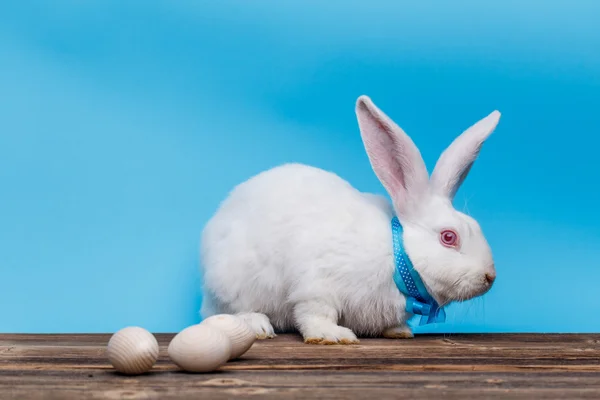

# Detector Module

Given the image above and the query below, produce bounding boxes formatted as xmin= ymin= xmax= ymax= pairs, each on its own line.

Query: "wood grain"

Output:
xmin=1 ymin=333 xmax=600 ymax=399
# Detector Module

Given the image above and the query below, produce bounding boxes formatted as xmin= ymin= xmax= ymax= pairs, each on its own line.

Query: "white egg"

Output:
xmin=167 ymin=324 xmax=231 ymax=372
xmin=106 ymin=326 xmax=159 ymax=375
xmin=201 ymin=314 xmax=256 ymax=360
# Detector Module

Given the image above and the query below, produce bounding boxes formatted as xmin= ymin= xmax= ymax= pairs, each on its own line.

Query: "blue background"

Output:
xmin=1 ymin=1 xmax=599 ymax=334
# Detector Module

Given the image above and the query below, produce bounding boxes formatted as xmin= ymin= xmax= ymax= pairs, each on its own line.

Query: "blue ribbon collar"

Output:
xmin=391 ymin=216 xmax=446 ymax=326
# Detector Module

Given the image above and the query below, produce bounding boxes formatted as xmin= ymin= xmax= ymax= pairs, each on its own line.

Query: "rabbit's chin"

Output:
xmin=435 ymin=277 xmax=495 ymax=305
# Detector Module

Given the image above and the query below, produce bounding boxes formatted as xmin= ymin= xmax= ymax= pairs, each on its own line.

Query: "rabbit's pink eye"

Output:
xmin=440 ymin=229 xmax=459 ymax=247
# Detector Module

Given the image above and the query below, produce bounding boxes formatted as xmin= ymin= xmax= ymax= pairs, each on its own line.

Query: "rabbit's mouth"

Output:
xmin=421 ymin=268 xmax=495 ymax=305
xmin=448 ymin=276 xmax=495 ymax=303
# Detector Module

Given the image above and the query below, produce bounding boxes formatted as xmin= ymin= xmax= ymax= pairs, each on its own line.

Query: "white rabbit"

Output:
xmin=199 ymin=95 xmax=500 ymax=344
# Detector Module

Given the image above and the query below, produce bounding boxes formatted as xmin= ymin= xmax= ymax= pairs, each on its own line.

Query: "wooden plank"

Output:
xmin=1 ymin=334 xmax=599 ymax=399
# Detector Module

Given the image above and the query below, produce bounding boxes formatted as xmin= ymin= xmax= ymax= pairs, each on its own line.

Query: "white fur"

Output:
xmin=199 ymin=95 xmax=500 ymax=344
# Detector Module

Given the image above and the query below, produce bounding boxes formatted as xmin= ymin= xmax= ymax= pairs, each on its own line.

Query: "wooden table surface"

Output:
xmin=1 ymin=333 xmax=600 ymax=399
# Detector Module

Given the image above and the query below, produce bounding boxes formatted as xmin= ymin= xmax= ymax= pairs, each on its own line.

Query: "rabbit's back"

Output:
xmin=200 ymin=163 xmax=404 ymax=335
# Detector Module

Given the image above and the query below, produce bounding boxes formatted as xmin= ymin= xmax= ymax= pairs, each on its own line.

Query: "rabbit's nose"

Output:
xmin=485 ymin=272 xmax=496 ymax=285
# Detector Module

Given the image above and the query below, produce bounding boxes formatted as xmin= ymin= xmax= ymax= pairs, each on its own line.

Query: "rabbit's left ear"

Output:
xmin=355 ymin=95 xmax=430 ymax=218
xmin=429 ymin=110 xmax=501 ymax=200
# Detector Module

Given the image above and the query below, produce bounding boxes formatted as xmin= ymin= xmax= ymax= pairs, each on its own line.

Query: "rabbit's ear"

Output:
xmin=355 ymin=95 xmax=429 ymax=217
xmin=430 ymin=110 xmax=500 ymax=200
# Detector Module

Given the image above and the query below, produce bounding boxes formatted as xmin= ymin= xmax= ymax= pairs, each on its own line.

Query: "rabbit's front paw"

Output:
xmin=382 ymin=325 xmax=414 ymax=339
xmin=302 ymin=323 xmax=359 ymax=345
xmin=236 ymin=312 xmax=276 ymax=339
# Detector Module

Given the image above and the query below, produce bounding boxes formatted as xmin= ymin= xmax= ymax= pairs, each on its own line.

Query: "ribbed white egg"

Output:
xmin=167 ymin=324 xmax=231 ymax=372
xmin=106 ymin=326 xmax=159 ymax=375
xmin=201 ymin=314 xmax=256 ymax=360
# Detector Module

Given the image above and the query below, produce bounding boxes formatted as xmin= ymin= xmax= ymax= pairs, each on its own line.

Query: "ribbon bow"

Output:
xmin=391 ymin=216 xmax=446 ymax=326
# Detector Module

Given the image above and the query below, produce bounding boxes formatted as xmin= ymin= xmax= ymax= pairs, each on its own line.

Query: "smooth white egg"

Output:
xmin=106 ymin=326 xmax=159 ymax=375
xmin=167 ymin=324 xmax=231 ymax=372
xmin=201 ymin=314 xmax=256 ymax=360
